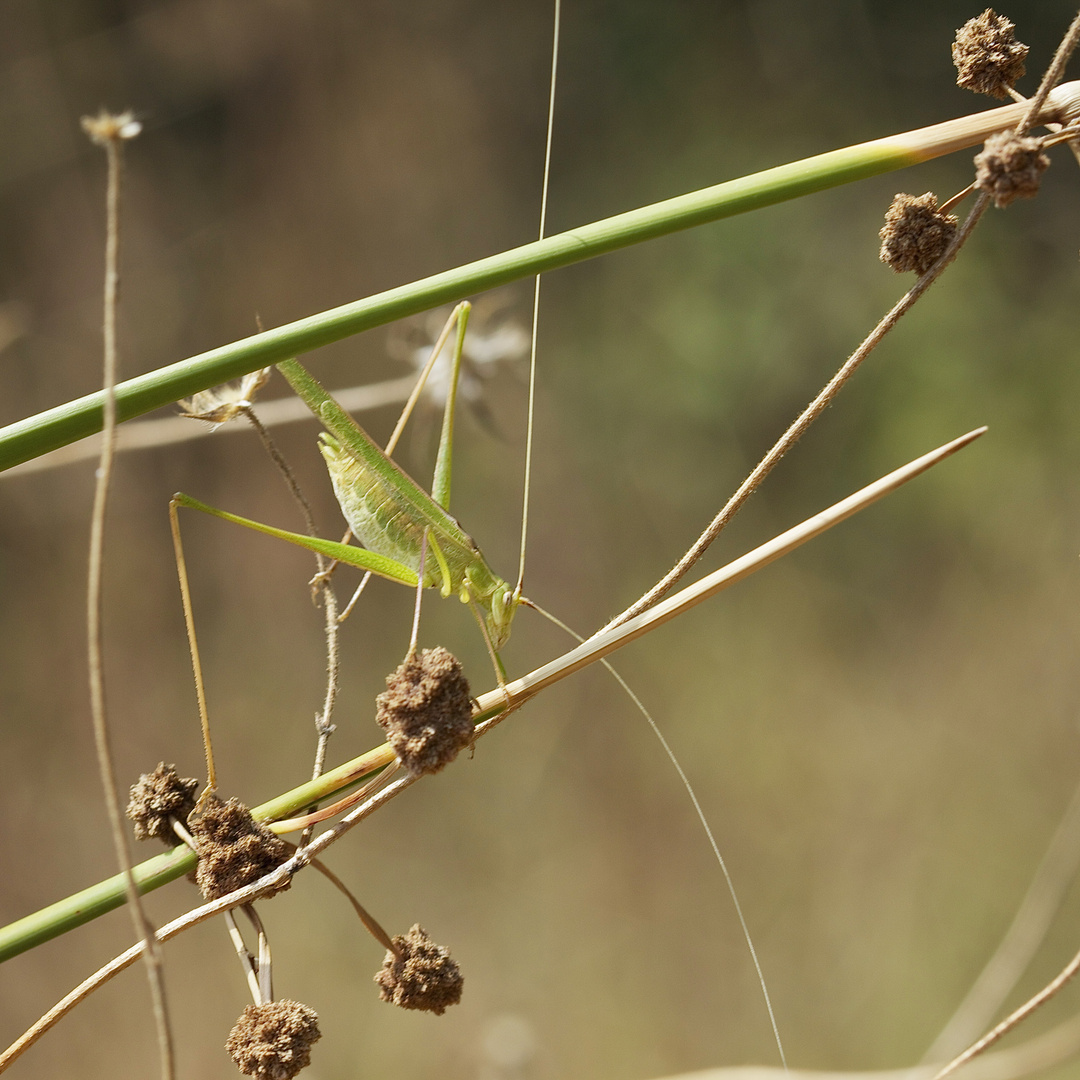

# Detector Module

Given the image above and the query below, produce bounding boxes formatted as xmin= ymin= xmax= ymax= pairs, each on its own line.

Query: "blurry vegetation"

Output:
xmin=2 ymin=1 xmax=1080 ymax=1078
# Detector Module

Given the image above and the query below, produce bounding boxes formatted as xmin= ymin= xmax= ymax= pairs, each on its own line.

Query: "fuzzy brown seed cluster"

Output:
xmin=375 ymin=647 xmax=474 ymax=775
xmin=974 ymin=130 xmax=1050 ymax=207
xmin=375 ymin=924 xmax=463 ymax=1014
xmin=953 ymin=9 xmax=1028 ymax=99
xmin=225 ymin=1000 xmax=321 ymax=1079
xmin=879 ymin=193 xmax=959 ymax=275
xmin=126 ymin=762 xmax=199 ymax=843
xmin=189 ymin=795 xmax=292 ymax=900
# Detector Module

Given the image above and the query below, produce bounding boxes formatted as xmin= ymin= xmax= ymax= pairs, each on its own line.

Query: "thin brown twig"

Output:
xmin=296 ymin=847 xmax=400 ymax=956
xmin=598 ymin=190 xmax=991 ymax=634
xmin=81 ymin=111 xmax=175 ymax=1080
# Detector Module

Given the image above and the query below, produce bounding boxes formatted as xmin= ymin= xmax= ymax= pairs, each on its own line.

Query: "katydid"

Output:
xmin=173 ymin=307 xmax=526 ymax=677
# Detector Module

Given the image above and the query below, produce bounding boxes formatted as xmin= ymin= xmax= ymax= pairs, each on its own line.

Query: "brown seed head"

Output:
xmin=974 ymin=130 xmax=1050 ymax=207
xmin=375 ymin=924 xmax=464 ymax=1015
xmin=879 ymin=193 xmax=959 ymax=275
xmin=189 ymin=795 xmax=292 ymax=900
xmin=953 ymin=9 xmax=1028 ymax=99
xmin=375 ymin=647 xmax=474 ymax=775
xmin=225 ymin=1000 xmax=321 ymax=1079
xmin=126 ymin=763 xmax=199 ymax=843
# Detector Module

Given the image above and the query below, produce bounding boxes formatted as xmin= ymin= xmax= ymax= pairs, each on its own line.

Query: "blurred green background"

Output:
xmin=3 ymin=1 xmax=1080 ymax=1077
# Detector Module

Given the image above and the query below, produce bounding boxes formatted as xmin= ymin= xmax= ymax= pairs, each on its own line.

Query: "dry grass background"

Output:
xmin=3 ymin=1 xmax=1080 ymax=1077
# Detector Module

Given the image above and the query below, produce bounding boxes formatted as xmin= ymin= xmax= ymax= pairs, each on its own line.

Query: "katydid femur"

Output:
xmin=173 ymin=302 xmax=526 ymax=679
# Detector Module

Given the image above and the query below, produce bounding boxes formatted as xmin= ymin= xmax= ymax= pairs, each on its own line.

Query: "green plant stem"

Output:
xmin=2 ymin=88 xmax=1076 ymax=474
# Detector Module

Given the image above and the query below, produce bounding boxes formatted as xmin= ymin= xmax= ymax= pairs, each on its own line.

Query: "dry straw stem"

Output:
xmin=469 ymin=427 xmax=985 ymax=726
xmin=1 ymin=85 xmax=1078 ymax=473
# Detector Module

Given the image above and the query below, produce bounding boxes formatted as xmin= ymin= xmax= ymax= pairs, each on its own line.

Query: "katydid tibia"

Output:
xmin=173 ymin=308 xmax=525 ymax=675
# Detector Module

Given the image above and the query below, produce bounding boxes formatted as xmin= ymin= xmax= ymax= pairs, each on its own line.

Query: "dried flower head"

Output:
xmin=879 ymin=193 xmax=960 ymax=275
xmin=81 ymin=110 xmax=142 ymax=144
xmin=375 ymin=647 xmax=474 ymax=775
xmin=953 ymin=10 xmax=1028 ymax=99
xmin=226 ymin=1000 xmax=321 ymax=1079
xmin=126 ymin=763 xmax=200 ymax=843
xmin=189 ymin=795 xmax=292 ymax=900
xmin=375 ymin=924 xmax=463 ymax=1014
xmin=974 ymin=130 xmax=1050 ymax=207
xmin=179 ymin=367 xmax=272 ymax=427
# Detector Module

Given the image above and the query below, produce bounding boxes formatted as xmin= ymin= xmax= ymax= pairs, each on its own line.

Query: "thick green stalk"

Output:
xmin=2 ymin=88 xmax=1075 ymax=473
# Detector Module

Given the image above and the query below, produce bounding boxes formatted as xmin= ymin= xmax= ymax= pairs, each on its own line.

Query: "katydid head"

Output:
xmin=485 ymin=582 xmax=521 ymax=652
